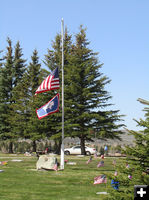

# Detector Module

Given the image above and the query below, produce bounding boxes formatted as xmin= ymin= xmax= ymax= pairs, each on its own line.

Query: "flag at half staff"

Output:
xmin=36 ymin=93 xmax=59 ymax=119
xmin=35 ymin=67 xmax=60 ymax=94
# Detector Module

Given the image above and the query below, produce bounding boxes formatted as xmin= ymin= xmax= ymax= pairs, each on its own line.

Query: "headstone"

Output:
xmin=67 ymin=162 xmax=76 ymax=165
xmin=11 ymin=159 xmax=22 ymax=162
xmin=96 ymin=192 xmax=108 ymax=195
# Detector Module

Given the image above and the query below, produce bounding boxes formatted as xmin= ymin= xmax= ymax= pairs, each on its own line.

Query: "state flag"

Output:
xmin=36 ymin=93 xmax=59 ymax=119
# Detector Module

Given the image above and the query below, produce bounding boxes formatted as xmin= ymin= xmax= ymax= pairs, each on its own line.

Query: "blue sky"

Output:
xmin=1 ymin=0 xmax=149 ymax=130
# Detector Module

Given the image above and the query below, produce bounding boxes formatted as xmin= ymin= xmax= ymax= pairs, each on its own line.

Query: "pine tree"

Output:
xmin=65 ymin=26 xmax=124 ymax=154
xmin=105 ymin=99 xmax=149 ymax=200
xmin=3 ymin=38 xmax=14 ymax=102
xmin=0 ymin=39 xmax=27 ymax=153
xmin=125 ymin=98 xmax=149 ymax=183
xmin=17 ymin=49 xmax=55 ymax=152
xmin=10 ymin=72 xmax=31 ymax=141
xmin=12 ymin=49 xmax=43 ymax=152
xmin=0 ymin=50 xmax=6 ymax=138
xmin=0 ymin=50 xmax=3 ymax=67
xmin=13 ymin=41 xmax=26 ymax=87
xmin=44 ymin=26 xmax=124 ymax=154
xmin=0 ymin=38 xmax=15 ymax=152
xmin=26 ymin=49 xmax=44 ymax=152
xmin=8 ymin=40 xmax=27 ymax=145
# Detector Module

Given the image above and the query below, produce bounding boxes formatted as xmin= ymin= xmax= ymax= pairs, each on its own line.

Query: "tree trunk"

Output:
xmin=54 ymin=140 xmax=61 ymax=155
xmin=32 ymin=140 xmax=36 ymax=152
xmin=8 ymin=141 xmax=13 ymax=153
xmin=80 ymin=136 xmax=86 ymax=155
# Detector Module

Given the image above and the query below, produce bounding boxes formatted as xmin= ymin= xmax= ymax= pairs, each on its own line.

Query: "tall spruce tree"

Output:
xmin=105 ymin=99 xmax=149 ymax=200
xmin=12 ymin=49 xmax=42 ymax=152
xmin=0 ymin=38 xmax=14 ymax=152
xmin=12 ymin=48 xmax=56 ymax=152
xmin=44 ymin=26 xmax=124 ymax=154
xmin=8 ymin=41 xmax=27 ymax=142
xmin=0 ymin=39 xmax=27 ymax=152
xmin=0 ymin=50 xmax=3 ymax=67
xmin=66 ymin=26 xmax=124 ymax=154
xmin=13 ymin=41 xmax=26 ymax=87
xmin=125 ymin=98 xmax=149 ymax=183
xmin=0 ymin=50 xmax=6 ymax=138
xmin=26 ymin=49 xmax=43 ymax=151
xmin=21 ymin=49 xmax=54 ymax=152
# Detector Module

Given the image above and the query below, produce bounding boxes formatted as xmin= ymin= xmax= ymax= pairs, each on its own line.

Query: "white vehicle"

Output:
xmin=64 ymin=145 xmax=96 ymax=156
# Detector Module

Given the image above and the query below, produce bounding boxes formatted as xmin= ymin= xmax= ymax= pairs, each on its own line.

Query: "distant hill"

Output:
xmin=64 ymin=130 xmax=135 ymax=148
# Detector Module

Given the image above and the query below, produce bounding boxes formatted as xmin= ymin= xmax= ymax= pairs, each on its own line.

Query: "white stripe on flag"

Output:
xmin=44 ymin=76 xmax=49 ymax=89
xmin=48 ymin=76 xmax=53 ymax=90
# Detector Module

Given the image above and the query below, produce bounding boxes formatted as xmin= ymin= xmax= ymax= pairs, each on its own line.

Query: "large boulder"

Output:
xmin=36 ymin=154 xmax=57 ymax=170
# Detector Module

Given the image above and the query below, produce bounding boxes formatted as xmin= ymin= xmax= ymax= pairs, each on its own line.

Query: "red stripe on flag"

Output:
xmin=46 ymin=75 xmax=51 ymax=90
xmin=43 ymin=79 xmax=46 ymax=89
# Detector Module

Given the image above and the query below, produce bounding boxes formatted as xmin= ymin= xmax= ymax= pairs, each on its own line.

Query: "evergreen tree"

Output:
xmin=0 ymin=38 xmax=14 ymax=152
xmin=8 ymin=41 xmax=27 ymax=146
xmin=13 ymin=49 xmax=54 ymax=152
xmin=0 ymin=50 xmax=6 ymax=138
xmin=0 ymin=39 xmax=27 ymax=152
xmin=66 ymin=26 xmax=125 ymax=154
xmin=44 ymin=26 xmax=124 ymax=154
xmin=10 ymin=72 xmax=31 ymax=141
xmin=105 ymin=99 xmax=149 ymax=200
xmin=126 ymin=98 xmax=149 ymax=183
xmin=11 ymin=49 xmax=42 ymax=152
xmin=25 ymin=49 xmax=44 ymax=152
xmin=3 ymin=38 xmax=14 ymax=102
xmin=0 ymin=50 xmax=3 ymax=67
xmin=13 ymin=41 xmax=26 ymax=87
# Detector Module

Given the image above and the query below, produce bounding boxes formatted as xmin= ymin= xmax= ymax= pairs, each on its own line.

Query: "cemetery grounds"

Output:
xmin=0 ymin=153 xmax=127 ymax=200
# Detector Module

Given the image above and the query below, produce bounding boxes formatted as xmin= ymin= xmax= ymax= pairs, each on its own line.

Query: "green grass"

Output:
xmin=0 ymin=154 xmax=125 ymax=200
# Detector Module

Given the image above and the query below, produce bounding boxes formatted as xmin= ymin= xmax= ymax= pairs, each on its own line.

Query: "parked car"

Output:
xmin=64 ymin=145 xmax=96 ymax=156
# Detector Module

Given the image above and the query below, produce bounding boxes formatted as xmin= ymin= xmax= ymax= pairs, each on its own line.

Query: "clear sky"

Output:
xmin=1 ymin=0 xmax=149 ymax=130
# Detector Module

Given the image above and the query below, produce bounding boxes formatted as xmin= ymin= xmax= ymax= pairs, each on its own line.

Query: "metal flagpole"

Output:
xmin=60 ymin=18 xmax=64 ymax=170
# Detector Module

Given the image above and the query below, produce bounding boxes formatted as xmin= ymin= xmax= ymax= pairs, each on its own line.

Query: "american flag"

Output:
xmin=53 ymin=158 xmax=58 ymax=171
xmin=94 ymin=175 xmax=107 ymax=184
xmin=53 ymin=163 xmax=58 ymax=171
xmin=114 ymin=171 xmax=118 ymax=176
xmin=35 ymin=67 xmax=60 ymax=94
xmin=94 ymin=153 xmax=97 ymax=158
xmin=86 ymin=156 xmax=92 ymax=164
xmin=126 ymin=163 xmax=130 ymax=169
xmin=97 ymin=161 xmax=104 ymax=168
xmin=113 ymin=160 xmax=116 ymax=166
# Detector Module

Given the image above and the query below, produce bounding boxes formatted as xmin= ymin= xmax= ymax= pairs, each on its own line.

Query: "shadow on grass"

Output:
xmin=71 ymin=167 xmax=114 ymax=172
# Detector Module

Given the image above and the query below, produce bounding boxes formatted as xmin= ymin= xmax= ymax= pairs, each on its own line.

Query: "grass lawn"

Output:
xmin=0 ymin=154 xmax=125 ymax=200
